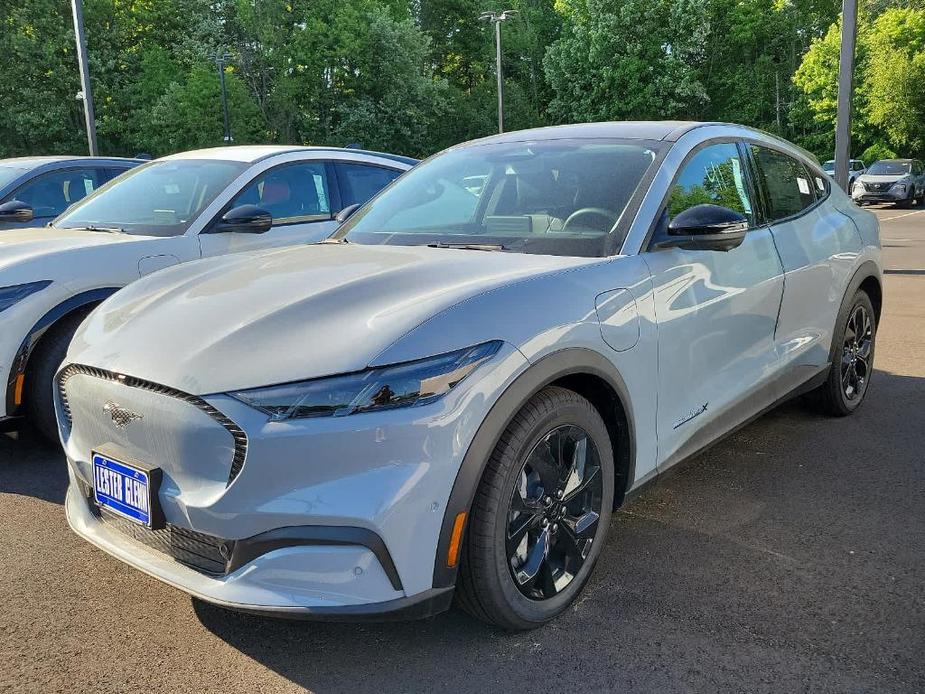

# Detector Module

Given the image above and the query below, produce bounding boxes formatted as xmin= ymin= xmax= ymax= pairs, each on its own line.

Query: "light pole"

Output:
xmin=71 ymin=0 xmax=98 ymax=155
xmin=834 ymin=0 xmax=858 ymax=192
xmin=479 ymin=10 xmax=517 ymax=134
xmin=214 ymin=53 xmax=233 ymax=145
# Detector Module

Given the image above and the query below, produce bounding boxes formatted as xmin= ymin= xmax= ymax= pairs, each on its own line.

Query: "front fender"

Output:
xmin=5 ymin=287 xmax=120 ymax=416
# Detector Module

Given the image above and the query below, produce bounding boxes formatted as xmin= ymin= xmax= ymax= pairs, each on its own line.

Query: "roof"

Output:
xmin=0 ymin=155 xmax=141 ymax=169
xmin=162 ymin=145 xmax=417 ymax=166
xmin=456 ymin=121 xmax=709 ymax=149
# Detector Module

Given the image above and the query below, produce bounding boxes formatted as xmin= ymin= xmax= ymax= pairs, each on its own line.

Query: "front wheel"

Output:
xmin=456 ymin=386 xmax=615 ymax=630
xmin=810 ymin=290 xmax=876 ymax=416
xmin=24 ymin=310 xmax=90 ymax=442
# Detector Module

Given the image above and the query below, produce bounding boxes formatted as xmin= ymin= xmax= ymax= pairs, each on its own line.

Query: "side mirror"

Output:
xmin=335 ymin=203 xmax=361 ymax=224
xmin=0 ymin=200 xmax=34 ymax=223
xmin=657 ymin=204 xmax=748 ymax=252
xmin=210 ymin=204 xmax=272 ymax=234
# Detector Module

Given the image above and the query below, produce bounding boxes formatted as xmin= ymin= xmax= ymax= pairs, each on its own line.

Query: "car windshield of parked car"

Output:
xmin=55 ymin=159 xmax=247 ymax=236
xmin=335 ymin=139 xmax=659 ymax=257
xmin=0 ymin=165 xmax=27 ymax=191
xmin=822 ymin=161 xmax=835 ymax=173
xmin=867 ymin=161 xmax=911 ymax=176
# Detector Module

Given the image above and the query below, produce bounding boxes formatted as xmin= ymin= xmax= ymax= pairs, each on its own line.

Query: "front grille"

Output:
xmin=58 ymin=364 xmax=248 ymax=485
xmin=96 ymin=504 xmax=231 ymax=575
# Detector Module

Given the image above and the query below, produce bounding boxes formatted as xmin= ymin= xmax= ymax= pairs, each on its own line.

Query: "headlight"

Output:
xmin=892 ymin=180 xmax=908 ymax=191
xmin=230 ymin=340 xmax=502 ymax=420
xmin=0 ymin=280 xmax=52 ymax=314
xmin=854 ymin=181 xmax=865 ymax=191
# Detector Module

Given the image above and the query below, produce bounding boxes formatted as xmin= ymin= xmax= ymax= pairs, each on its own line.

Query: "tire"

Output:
xmin=809 ymin=290 xmax=876 ymax=416
xmin=897 ymin=189 xmax=915 ymax=208
xmin=24 ymin=310 xmax=91 ymax=442
xmin=456 ymin=386 xmax=615 ymax=630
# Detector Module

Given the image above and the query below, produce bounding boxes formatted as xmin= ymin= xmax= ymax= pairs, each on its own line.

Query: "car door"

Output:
xmin=198 ymin=160 xmax=340 ymax=257
xmin=2 ymin=167 xmax=100 ymax=228
xmin=749 ymin=144 xmax=863 ymax=391
xmin=642 ymin=141 xmax=785 ymax=469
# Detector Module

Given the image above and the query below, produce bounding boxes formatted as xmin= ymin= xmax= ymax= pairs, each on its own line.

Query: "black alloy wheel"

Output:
xmin=506 ymin=425 xmax=604 ymax=600
xmin=841 ymin=303 xmax=873 ymax=403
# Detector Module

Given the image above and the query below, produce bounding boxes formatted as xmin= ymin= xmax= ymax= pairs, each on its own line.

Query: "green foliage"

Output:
xmin=1 ymin=0 xmax=923 ymax=160
xmin=860 ymin=142 xmax=898 ymax=162
xmin=543 ymin=0 xmax=710 ymax=123
xmin=793 ymin=6 xmax=925 ymax=159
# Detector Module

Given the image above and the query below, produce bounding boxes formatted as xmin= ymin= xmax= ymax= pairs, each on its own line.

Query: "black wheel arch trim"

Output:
xmin=825 ymin=260 xmax=882 ymax=376
xmin=5 ymin=287 xmax=120 ymax=416
xmin=228 ymin=525 xmax=404 ymax=591
xmin=431 ymin=347 xmax=635 ymax=589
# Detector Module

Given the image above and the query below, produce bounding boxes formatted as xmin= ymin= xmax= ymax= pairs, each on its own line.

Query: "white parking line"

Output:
xmin=880 ymin=209 xmax=925 ymax=222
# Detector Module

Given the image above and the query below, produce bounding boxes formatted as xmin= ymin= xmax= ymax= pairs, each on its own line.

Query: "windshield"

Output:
xmin=334 ymin=139 xmax=660 ymax=257
xmin=822 ymin=161 xmax=835 ymax=173
xmin=55 ymin=159 xmax=246 ymax=236
xmin=868 ymin=161 xmax=911 ymax=176
xmin=0 ymin=166 xmax=27 ymax=191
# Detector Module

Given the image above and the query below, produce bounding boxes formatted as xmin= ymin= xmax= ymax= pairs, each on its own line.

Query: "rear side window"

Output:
xmin=336 ymin=163 xmax=403 ymax=207
xmin=750 ymin=146 xmax=816 ymax=221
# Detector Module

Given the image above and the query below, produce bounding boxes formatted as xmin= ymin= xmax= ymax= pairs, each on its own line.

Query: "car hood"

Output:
xmin=0 ymin=226 xmax=148 ymax=273
xmin=857 ymin=174 xmax=907 ymax=185
xmin=70 ymin=243 xmax=602 ymax=394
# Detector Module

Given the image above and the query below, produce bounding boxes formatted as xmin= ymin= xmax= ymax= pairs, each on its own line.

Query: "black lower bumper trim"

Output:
xmin=211 ymin=587 xmax=455 ymax=623
xmin=228 ymin=525 xmax=405 ymax=591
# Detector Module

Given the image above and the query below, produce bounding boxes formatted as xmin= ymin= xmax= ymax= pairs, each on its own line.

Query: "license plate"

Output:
xmin=92 ymin=451 xmax=158 ymax=526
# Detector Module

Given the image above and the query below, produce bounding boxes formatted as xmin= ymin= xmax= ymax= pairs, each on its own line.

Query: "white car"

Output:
xmin=60 ymin=122 xmax=881 ymax=629
xmin=0 ymin=146 xmax=414 ymax=438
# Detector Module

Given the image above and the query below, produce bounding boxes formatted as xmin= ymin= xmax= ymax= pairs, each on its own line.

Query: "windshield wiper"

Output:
xmin=72 ymin=225 xmax=125 ymax=233
xmin=426 ymin=242 xmax=507 ymax=251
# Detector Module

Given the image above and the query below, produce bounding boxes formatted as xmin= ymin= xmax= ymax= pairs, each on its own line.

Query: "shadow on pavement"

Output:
xmin=0 ymin=430 xmax=68 ymax=504
xmin=192 ymin=369 xmax=925 ymax=693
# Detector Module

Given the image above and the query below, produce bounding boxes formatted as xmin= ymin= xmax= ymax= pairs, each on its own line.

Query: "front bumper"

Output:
xmin=65 ymin=478 xmax=452 ymax=619
xmin=59 ymin=344 xmax=528 ymax=617
xmin=853 ymin=187 xmax=909 ymax=203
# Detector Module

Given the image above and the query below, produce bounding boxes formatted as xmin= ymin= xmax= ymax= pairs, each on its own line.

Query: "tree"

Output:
xmin=543 ymin=0 xmax=710 ymax=123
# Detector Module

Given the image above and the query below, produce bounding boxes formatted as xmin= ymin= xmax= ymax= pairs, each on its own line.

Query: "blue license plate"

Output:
xmin=92 ymin=452 xmax=153 ymax=526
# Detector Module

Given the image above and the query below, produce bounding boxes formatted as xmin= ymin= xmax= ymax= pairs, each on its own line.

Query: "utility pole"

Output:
xmin=215 ymin=53 xmax=233 ymax=145
xmin=834 ymin=0 xmax=858 ymax=192
xmin=479 ymin=10 xmax=517 ymax=134
xmin=71 ymin=0 xmax=98 ymax=155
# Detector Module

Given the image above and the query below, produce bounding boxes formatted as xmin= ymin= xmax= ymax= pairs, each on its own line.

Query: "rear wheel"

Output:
xmin=24 ymin=310 xmax=91 ymax=442
xmin=456 ymin=386 xmax=615 ymax=630
xmin=810 ymin=290 xmax=876 ymax=416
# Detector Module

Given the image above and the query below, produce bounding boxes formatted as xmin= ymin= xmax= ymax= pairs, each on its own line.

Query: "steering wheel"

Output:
xmin=562 ymin=207 xmax=618 ymax=232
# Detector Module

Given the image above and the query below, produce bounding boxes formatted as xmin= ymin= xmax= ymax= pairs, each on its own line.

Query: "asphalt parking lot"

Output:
xmin=1 ymin=205 xmax=923 ymax=693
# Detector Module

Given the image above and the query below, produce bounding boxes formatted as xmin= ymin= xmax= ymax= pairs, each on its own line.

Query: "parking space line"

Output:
xmin=880 ymin=209 xmax=925 ymax=222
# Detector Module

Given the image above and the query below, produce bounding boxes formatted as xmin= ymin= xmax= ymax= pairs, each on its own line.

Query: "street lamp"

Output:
xmin=479 ymin=10 xmax=517 ymax=134
xmin=71 ymin=0 xmax=98 ymax=155
xmin=214 ymin=53 xmax=234 ymax=145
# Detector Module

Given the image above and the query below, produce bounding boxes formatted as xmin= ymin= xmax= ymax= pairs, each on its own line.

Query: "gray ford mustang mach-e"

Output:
xmin=58 ymin=122 xmax=881 ymax=629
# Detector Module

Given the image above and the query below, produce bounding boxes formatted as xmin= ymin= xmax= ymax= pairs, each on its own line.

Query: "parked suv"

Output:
xmin=0 ymin=145 xmax=414 ymax=439
xmin=60 ymin=122 xmax=881 ymax=629
xmin=822 ymin=158 xmax=866 ymax=192
xmin=0 ymin=156 xmax=141 ymax=229
xmin=853 ymin=158 xmax=925 ymax=207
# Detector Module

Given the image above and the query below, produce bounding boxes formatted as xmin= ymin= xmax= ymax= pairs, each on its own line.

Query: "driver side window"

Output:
xmin=230 ymin=162 xmax=331 ymax=226
xmin=668 ymin=143 xmax=755 ymax=227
